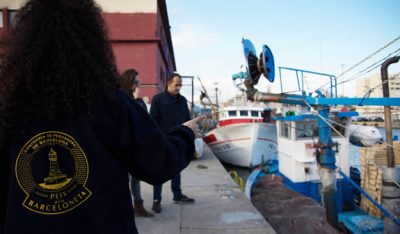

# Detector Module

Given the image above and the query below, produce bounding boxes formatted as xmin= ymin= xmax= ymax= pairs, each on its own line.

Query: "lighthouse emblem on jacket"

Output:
xmin=15 ymin=131 xmax=92 ymax=215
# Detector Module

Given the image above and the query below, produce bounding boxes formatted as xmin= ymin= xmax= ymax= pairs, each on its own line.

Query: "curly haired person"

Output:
xmin=0 ymin=0 xmax=202 ymax=233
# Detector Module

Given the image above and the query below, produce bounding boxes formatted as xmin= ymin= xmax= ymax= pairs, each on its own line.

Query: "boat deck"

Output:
xmin=135 ymin=144 xmax=275 ymax=233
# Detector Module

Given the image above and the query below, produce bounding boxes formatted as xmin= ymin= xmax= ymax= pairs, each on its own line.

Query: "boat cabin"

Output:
xmin=218 ymin=107 xmax=274 ymax=127
xmin=274 ymin=111 xmax=358 ymax=183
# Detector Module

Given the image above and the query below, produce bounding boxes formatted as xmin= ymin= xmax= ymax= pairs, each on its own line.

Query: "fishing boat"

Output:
xmin=244 ymin=108 xmax=370 ymax=233
xmin=202 ymin=94 xmax=277 ymax=168
xmin=244 ymin=108 xmax=391 ymax=233
xmin=234 ymin=38 xmax=400 ymax=233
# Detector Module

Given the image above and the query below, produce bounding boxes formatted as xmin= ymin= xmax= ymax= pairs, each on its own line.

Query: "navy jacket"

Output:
xmin=134 ymin=98 xmax=148 ymax=112
xmin=150 ymin=91 xmax=191 ymax=133
xmin=0 ymin=90 xmax=195 ymax=234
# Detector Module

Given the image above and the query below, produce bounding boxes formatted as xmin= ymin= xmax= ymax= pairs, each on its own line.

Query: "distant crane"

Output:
xmin=198 ymin=76 xmax=219 ymax=113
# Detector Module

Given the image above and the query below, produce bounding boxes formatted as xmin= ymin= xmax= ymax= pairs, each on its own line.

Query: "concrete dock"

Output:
xmin=135 ymin=145 xmax=276 ymax=233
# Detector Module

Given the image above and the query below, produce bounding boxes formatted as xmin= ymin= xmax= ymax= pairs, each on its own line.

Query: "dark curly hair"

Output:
xmin=0 ymin=0 xmax=119 ymax=148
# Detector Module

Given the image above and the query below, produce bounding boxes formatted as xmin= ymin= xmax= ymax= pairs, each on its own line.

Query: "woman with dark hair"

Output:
xmin=0 ymin=0 xmax=201 ymax=233
xmin=119 ymin=68 xmax=148 ymax=110
xmin=118 ymin=68 xmax=154 ymax=217
xmin=119 ymin=69 xmax=139 ymax=96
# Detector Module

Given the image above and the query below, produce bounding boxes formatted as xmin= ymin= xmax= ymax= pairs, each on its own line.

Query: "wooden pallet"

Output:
xmin=359 ymin=142 xmax=400 ymax=217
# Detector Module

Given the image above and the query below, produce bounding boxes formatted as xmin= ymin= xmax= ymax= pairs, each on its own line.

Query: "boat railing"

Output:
xmin=338 ymin=169 xmax=400 ymax=226
xmin=278 ymin=66 xmax=338 ymax=98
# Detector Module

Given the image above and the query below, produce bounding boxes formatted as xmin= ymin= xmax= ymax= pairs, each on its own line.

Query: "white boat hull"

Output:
xmin=204 ymin=123 xmax=277 ymax=168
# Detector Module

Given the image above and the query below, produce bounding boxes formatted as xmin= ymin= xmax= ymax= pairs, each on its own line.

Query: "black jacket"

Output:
xmin=0 ymin=90 xmax=194 ymax=234
xmin=134 ymin=98 xmax=148 ymax=112
xmin=150 ymin=91 xmax=191 ymax=133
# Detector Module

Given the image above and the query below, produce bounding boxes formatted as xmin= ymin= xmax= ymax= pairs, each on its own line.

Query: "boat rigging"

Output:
xmin=233 ymin=38 xmax=400 ymax=231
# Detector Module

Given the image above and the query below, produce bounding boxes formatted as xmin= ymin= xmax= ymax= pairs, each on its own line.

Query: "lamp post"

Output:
xmin=213 ymin=82 xmax=219 ymax=107
xmin=214 ymin=82 xmax=219 ymax=121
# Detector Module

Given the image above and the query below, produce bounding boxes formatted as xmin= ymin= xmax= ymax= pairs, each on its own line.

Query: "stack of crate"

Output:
xmin=359 ymin=141 xmax=400 ymax=217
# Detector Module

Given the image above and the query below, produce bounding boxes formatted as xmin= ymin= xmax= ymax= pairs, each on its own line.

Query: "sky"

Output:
xmin=165 ymin=0 xmax=400 ymax=103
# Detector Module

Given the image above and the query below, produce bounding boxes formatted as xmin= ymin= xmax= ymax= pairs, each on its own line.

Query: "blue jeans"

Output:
xmin=129 ymin=175 xmax=143 ymax=202
xmin=153 ymin=173 xmax=182 ymax=201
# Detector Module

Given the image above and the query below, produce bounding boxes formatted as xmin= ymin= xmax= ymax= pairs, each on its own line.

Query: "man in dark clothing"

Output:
xmin=150 ymin=73 xmax=195 ymax=213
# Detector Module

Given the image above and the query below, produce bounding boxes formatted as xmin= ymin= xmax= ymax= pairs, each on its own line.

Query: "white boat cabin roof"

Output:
xmin=219 ymin=106 xmax=273 ymax=120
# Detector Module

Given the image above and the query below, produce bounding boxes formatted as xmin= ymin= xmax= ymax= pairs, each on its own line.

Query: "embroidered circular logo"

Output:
xmin=15 ymin=131 xmax=92 ymax=215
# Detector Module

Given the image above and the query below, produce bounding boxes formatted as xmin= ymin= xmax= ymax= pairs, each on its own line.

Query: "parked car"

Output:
xmin=371 ymin=117 xmax=384 ymax=122
xmin=356 ymin=117 xmax=369 ymax=122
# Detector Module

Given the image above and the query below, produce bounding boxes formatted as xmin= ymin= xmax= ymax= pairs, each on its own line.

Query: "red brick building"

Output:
xmin=0 ymin=0 xmax=176 ymax=101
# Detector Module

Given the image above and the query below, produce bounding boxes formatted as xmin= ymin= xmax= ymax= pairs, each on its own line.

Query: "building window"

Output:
xmin=8 ymin=10 xmax=18 ymax=27
xmin=0 ymin=11 xmax=3 ymax=27
xmin=0 ymin=10 xmax=18 ymax=28
xmin=160 ymin=67 xmax=165 ymax=88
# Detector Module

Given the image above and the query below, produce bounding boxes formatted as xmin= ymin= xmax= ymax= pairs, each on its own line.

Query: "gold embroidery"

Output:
xmin=15 ymin=131 xmax=92 ymax=215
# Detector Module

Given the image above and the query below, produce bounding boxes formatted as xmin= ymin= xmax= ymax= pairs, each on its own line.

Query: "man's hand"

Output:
xmin=183 ymin=115 xmax=206 ymax=138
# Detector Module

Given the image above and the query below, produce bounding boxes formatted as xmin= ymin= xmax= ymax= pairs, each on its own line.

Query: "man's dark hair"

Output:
xmin=0 ymin=0 xmax=119 ymax=148
xmin=167 ymin=72 xmax=182 ymax=83
xmin=165 ymin=72 xmax=182 ymax=90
